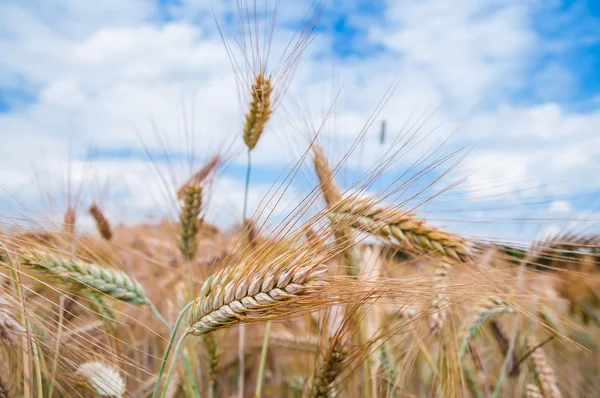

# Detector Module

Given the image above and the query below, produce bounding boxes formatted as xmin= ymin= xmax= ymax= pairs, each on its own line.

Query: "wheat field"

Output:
xmin=1 ymin=1 xmax=599 ymax=398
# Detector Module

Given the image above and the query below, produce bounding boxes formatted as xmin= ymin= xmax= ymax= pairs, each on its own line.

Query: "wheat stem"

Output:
xmin=161 ymin=333 xmax=188 ymax=398
xmin=153 ymin=301 xmax=193 ymax=398
xmin=254 ymin=320 xmax=272 ymax=398
xmin=239 ymin=149 xmax=252 ymax=398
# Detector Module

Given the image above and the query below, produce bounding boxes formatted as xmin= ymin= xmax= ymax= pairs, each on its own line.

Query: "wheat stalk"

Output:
xmin=76 ymin=361 xmax=125 ymax=398
xmin=20 ymin=249 xmax=146 ymax=304
xmin=188 ymin=260 xmax=328 ymax=335
xmin=89 ymin=203 xmax=113 ymax=241
xmin=63 ymin=206 xmax=76 ymax=237
xmin=528 ymin=336 xmax=562 ymax=398
xmin=178 ymin=185 xmax=203 ymax=262
xmin=243 ymin=73 xmax=272 ymax=151
xmin=329 ymin=196 xmax=473 ymax=263
xmin=459 ymin=298 xmax=515 ymax=358
xmin=82 ymin=291 xmax=115 ymax=331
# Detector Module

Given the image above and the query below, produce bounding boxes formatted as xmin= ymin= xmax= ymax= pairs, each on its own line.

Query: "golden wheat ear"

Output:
xmin=243 ymin=72 xmax=273 ymax=151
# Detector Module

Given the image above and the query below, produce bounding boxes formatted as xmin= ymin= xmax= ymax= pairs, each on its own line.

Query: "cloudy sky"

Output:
xmin=1 ymin=0 xmax=599 ymax=242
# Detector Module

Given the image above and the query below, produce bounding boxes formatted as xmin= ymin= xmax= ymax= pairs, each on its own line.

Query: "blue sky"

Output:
xmin=0 ymin=0 xmax=599 ymax=242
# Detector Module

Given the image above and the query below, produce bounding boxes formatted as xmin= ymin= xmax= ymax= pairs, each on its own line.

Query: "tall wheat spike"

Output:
xmin=178 ymin=185 xmax=203 ymax=262
xmin=243 ymin=73 xmax=272 ymax=151
xmin=329 ymin=195 xmax=473 ymax=263
xmin=528 ymin=336 xmax=563 ymax=398
xmin=20 ymin=249 xmax=146 ymax=304
xmin=89 ymin=203 xmax=113 ymax=241
xmin=188 ymin=251 xmax=328 ymax=335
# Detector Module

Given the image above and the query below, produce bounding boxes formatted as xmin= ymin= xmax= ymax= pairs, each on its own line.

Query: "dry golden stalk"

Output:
xmin=176 ymin=155 xmax=221 ymax=200
xmin=20 ymin=249 xmax=146 ymax=304
xmin=178 ymin=185 xmax=203 ymax=262
xmin=76 ymin=361 xmax=125 ymax=398
xmin=329 ymin=196 xmax=473 ymax=263
xmin=89 ymin=203 xmax=113 ymax=241
xmin=0 ymin=295 xmax=25 ymax=343
xmin=528 ymin=336 xmax=562 ymax=398
xmin=188 ymin=259 xmax=328 ymax=335
xmin=243 ymin=73 xmax=272 ymax=151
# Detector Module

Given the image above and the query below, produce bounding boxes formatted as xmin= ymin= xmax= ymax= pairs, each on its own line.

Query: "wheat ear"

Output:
xmin=311 ymin=343 xmax=346 ymax=398
xmin=243 ymin=73 xmax=272 ymax=151
xmin=20 ymin=249 xmax=146 ymax=304
xmin=178 ymin=185 xmax=203 ymax=262
xmin=528 ymin=336 xmax=562 ymax=398
xmin=428 ymin=262 xmax=451 ymax=334
xmin=188 ymin=262 xmax=328 ymax=335
xmin=76 ymin=361 xmax=125 ymax=398
xmin=459 ymin=298 xmax=515 ymax=358
xmin=89 ymin=203 xmax=113 ymax=241
xmin=330 ymin=196 xmax=473 ymax=263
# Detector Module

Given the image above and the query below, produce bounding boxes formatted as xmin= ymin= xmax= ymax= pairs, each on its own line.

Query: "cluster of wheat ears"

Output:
xmin=1 ymin=2 xmax=599 ymax=398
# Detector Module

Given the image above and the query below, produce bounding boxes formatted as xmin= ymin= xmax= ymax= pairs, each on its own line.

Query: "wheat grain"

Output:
xmin=243 ymin=73 xmax=272 ymax=151
xmin=330 ymin=196 xmax=473 ymax=263
xmin=20 ymin=249 xmax=146 ymax=304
